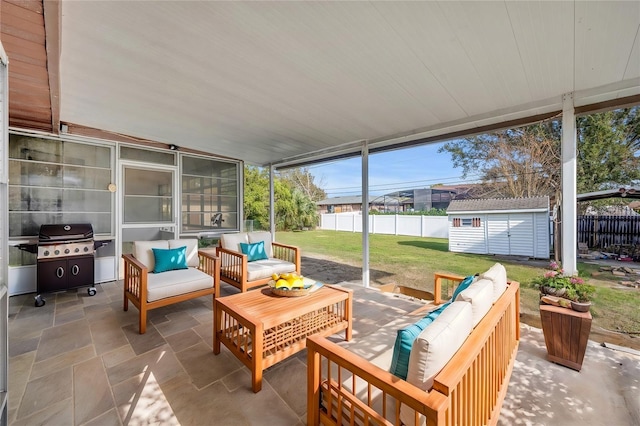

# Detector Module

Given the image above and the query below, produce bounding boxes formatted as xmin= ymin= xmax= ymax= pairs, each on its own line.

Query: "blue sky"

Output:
xmin=306 ymin=142 xmax=482 ymax=198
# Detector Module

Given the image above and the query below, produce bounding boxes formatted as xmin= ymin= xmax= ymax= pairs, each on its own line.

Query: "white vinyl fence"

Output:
xmin=320 ymin=213 xmax=449 ymax=238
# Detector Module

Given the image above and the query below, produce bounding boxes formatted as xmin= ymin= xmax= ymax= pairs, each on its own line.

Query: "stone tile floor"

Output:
xmin=8 ymin=278 xmax=640 ymax=425
xmin=8 ymin=279 xmax=426 ymax=426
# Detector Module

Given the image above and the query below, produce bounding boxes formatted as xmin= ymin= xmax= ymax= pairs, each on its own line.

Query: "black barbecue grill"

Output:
xmin=35 ymin=223 xmax=98 ymax=307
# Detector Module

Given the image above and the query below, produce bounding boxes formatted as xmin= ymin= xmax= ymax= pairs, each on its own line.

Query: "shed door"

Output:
xmin=487 ymin=214 xmax=535 ymax=256
xmin=508 ymin=214 xmax=535 ymax=256
xmin=487 ymin=214 xmax=510 ymax=255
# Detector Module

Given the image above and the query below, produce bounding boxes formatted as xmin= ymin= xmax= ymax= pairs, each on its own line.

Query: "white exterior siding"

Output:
xmin=449 ymin=211 xmax=550 ymax=259
xmin=448 ymin=215 xmax=487 ymax=254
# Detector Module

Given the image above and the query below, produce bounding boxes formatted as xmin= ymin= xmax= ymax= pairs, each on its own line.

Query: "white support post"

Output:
xmin=561 ymin=93 xmax=578 ymax=275
xmin=269 ymin=165 xmax=275 ymax=239
xmin=362 ymin=141 xmax=370 ymax=288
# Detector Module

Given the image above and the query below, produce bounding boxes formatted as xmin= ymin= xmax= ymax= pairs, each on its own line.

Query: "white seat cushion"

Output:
xmin=221 ymin=232 xmax=248 ymax=253
xmin=479 ymin=263 xmax=508 ymax=302
xmin=169 ymin=238 xmax=199 ymax=268
xmin=246 ymin=259 xmax=296 ymax=281
xmin=400 ymin=301 xmax=473 ymax=425
xmin=248 ymin=231 xmax=273 ymax=258
xmin=133 ymin=240 xmax=169 ymax=271
xmin=146 ymin=267 xmax=213 ymax=302
xmin=455 ymin=278 xmax=493 ymax=327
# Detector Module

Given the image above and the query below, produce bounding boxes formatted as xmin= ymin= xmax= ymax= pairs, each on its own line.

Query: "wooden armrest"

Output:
xmin=122 ymin=253 xmax=147 ymax=273
xmin=433 ymin=272 xmax=465 ymax=305
xmin=272 ymin=241 xmax=298 ymax=251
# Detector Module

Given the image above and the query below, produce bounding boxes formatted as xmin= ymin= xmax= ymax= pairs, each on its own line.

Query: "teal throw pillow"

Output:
xmin=152 ymin=246 xmax=188 ymax=273
xmin=451 ymin=275 xmax=476 ymax=301
xmin=240 ymin=241 xmax=269 ymax=262
xmin=389 ymin=302 xmax=451 ymax=380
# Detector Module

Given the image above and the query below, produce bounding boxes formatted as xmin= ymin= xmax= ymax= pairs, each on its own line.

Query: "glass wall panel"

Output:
xmin=8 ymin=135 xmax=114 ymax=240
xmin=181 ymin=155 xmax=239 ymax=233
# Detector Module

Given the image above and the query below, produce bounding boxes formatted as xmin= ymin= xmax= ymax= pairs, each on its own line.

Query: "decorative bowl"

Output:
xmin=268 ymin=279 xmax=315 ymax=297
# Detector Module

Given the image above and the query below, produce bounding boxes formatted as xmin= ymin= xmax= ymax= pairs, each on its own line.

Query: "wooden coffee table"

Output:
xmin=213 ymin=284 xmax=352 ymax=392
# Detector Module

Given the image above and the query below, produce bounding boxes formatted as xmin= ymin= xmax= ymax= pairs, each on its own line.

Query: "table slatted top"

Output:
xmin=216 ymin=285 xmax=351 ymax=328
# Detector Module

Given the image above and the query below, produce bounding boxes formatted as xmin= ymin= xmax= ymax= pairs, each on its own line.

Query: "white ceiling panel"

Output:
xmin=57 ymin=1 xmax=640 ymax=166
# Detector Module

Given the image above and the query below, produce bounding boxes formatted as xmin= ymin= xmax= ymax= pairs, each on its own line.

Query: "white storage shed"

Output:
xmin=447 ymin=197 xmax=550 ymax=259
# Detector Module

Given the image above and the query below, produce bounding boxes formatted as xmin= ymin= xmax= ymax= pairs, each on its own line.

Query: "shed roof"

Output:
xmin=447 ymin=196 xmax=549 ymax=213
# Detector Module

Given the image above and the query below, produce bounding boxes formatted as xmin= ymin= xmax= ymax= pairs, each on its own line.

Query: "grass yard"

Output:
xmin=277 ymin=230 xmax=640 ymax=346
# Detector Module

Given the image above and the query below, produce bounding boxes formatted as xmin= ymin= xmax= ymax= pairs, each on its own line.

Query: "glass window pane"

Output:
xmin=9 ymin=160 xmax=63 ymax=187
xmin=125 ymin=169 xmax=172 ymax=196
xmin=9 ymin=134 xmax=62 ymax=162
xmin=120 ymin=146 xmax=175 ymax=165
xmin=63 ymin=142 xmax=111 ymax=168
xmin=181 ymin=155 xmax=239 ymax=233
xmin=63 ymin=166 xmax=111 ymax=190
xmin=124 ymin=196 xmax=173 ymax=223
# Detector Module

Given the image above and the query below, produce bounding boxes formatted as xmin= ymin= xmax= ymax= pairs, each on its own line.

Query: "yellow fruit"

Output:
xmin=271 ymin=273 xmax=279 ymax=281
xmin=291 ymin=279 xmax=304 ymax=288
xmin=275 ymin=279 xmax=291 ymax=289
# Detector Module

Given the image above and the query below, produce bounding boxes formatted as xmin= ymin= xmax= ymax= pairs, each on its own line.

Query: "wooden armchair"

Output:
xmin=217 ymin=231 xmax=301 ymax=292
xmin=122 ymin=239 xmax=220 ymax=334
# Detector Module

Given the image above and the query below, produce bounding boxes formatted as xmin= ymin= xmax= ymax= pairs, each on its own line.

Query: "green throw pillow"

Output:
xmin=240 ymin=241 xmax=269 ymax=262
xmin=152 ymin=246 xmax=188 ymax=273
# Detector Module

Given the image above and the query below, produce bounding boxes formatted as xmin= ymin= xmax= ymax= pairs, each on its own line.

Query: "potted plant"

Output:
xmin=566 ymin=283 xmax=596 ymax=312
xmin=534 ymin=261 xmax=595 ymax=371
xmin=532 ymin=261 xmax=595 ymax=312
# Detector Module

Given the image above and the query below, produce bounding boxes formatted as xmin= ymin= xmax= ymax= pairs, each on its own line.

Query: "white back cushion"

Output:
xmin=169 ymin=239 xmax=199 ymax=268
xmin=220 ymin=232 xmax=249 ymax=253
xmin=455 ymin=278 xmax=493 ymax=327
xmin=479 ymin=263 xmax=508 ymax=302
xmin=400 ymin=301 xmax=473 ymax=425
xmin=133 ymin=240 xmax=169 ymax=271
xmin=248 ymin=231 xmax=273 ymax=258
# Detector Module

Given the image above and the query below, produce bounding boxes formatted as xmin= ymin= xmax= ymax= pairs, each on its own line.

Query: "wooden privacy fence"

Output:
xmin=577 ymin=215 xmax=640 ymax=250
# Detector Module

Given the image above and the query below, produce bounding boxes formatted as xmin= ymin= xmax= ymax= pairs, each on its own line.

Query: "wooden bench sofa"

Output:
xmin=217 ymin=231 xmax=301 ymax=292
xmin=122 ymin=239 xmax=220 ymax=334
xmin=307 ymin=264 xmax=520 ymax=426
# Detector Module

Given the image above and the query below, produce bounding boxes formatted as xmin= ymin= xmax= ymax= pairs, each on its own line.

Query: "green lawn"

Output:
xmin=277 ymin=229 xmax=640 ymax=340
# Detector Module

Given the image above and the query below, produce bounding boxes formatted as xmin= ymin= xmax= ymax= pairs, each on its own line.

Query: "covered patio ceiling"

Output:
xmin=57 ymin=1 xmax=640 ymax=167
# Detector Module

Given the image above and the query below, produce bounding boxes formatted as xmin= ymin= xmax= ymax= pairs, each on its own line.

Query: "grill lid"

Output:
xmin=38 ymin=223 xmax=94 ymax=243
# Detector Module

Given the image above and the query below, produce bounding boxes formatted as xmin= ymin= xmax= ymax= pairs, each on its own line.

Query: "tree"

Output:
xmin=439 ymin=122 xmax=561 ymax=199
xmin=576 ymin=108 xmax=640 ymax=193
xmin=439 ymin=107 xmax=640 ymax=199
xmin=278 ymin=168 xmax=327 ymax=201
xmin=244 ymin=166 xmax=320 ymax=231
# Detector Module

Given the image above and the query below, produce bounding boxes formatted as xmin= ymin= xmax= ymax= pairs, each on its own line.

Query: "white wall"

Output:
xmin=320 ymin=213 xmax=449 ymax=238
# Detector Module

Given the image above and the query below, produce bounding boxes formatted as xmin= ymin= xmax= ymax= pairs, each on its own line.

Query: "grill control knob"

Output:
xmin=64 ymin=249 xmax=70 ymax=254
xmin=54 ymin=250 xmax=60 ymax=255
xmin=83 ymin=247 xmax=89 ymax=252
xmin=44 ymin=250 xmax=50 ymax=256
xmin=75 ymin=248 xmax=80 ymax=253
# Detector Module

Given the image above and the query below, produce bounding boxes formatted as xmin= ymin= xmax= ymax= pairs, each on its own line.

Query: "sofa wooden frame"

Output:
xmin=122 ymin=250 xmax=220 ymax=334
xmin=217 ymin=242 xmax=301 ymax=292
xmin=307 ymin=274 xmax=520 ymax=426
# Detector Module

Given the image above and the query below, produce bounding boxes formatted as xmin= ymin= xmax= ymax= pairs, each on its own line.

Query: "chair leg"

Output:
xmin=139 ymin=306 xmax=147 ymax=334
